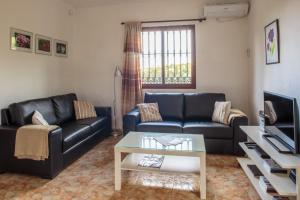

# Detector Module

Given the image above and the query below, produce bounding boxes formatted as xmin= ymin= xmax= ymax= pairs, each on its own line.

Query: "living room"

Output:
xmin=0 ymin=0 xmax=299 ymax=199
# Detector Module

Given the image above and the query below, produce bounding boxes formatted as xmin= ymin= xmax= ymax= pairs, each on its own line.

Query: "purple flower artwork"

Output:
xmin=268 ymin=29 xmax=274 ymax=42
xmin=10 ymin=28 xmax=33 ymax=53
xmin=265 ymin=20 xmax=280 ymax=64
xmin=15 ymin=33 xmax=31 ymax=48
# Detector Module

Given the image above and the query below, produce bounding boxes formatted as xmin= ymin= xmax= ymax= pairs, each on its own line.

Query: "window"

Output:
xmin=141 ymin=25 xmax=196 ymax=89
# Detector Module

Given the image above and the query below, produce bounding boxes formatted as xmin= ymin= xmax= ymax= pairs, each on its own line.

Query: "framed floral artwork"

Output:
xmin=265 ymin=19 xmax=280 ymax=65
xmin=54 ymin=39 xmax=68 ymax=57
xmin=35 ymin=34 xmax=52 ymax=56
xmin=10 ymin=28 xmax=33 ymax=53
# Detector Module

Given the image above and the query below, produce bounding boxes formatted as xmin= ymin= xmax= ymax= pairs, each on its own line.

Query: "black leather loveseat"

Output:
xmin=0 ymin=93 xmax=112 ymax=179
xmin=123 ymin=93 xmax=248 ymax=155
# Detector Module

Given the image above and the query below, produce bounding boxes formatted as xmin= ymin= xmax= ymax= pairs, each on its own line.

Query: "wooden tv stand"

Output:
xmin=238 ymin=126 xmax=300 ymax=200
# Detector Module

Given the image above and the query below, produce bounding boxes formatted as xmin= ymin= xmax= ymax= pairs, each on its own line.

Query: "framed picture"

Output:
xmin=35 ymin=34 xmax=52 ymax=56
xmin=10 ymin=28 xmax=33 ymax=53
xmin=54 ymin=39 xmax=68 ymax=57
xmin=265 ymin=19 xmax=280 ymax=65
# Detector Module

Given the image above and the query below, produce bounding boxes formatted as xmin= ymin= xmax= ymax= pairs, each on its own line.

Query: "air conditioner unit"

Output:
xmin=204 ymin=3 xmax=249 ymax=18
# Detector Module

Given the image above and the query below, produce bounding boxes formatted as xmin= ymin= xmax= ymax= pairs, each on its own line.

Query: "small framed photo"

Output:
xmin=10 ymin=28 xmax=33 ymax=53
xmin=265 ymin=19 xmax=280 ymax=65
xmin=35 ymin=34 xmax=52 ymax=56
xmin=54 ymin=39 xmax=68 ymax=57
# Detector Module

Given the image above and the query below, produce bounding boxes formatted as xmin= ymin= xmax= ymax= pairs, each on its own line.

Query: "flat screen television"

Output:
xmin=264 ymin=91 xmax=299 ymax=154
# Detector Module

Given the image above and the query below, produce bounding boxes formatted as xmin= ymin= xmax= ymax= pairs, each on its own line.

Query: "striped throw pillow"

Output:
xmin=74 ymin=100 xmax=97 ymax=120
xmin=32 ymin=110 xmax=49 ymax=126
xmin=138 ymin=103 xmax=163 ymax=123
xmin=212 ymin=101 xmax=232 ymax=125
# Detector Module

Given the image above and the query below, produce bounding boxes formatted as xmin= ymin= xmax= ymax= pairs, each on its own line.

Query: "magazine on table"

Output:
xmin=154 ymin=135 xmax=184 ymax=146
xmin=138 ymin=154 xmax=164 ymax=169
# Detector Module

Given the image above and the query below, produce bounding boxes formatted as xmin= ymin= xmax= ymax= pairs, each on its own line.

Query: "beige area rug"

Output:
xmin=0 ymin=137 xmax=260 ymax=200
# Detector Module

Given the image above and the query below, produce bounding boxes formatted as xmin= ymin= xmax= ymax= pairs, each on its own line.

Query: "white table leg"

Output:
xmin=114 ymin=148 xmax=121 ymax=191
xmin=200 ymin=153 xmax=206 ymax=200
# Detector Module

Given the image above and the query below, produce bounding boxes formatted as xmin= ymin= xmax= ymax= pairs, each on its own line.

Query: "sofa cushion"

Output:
xmin=184 ymin=93 xmax=226 ymax=121
xmin=137 ymin=121 xmax=183 ymax=133
xmin=61 ymin=122 xmax=93 ymax=152
xmin=144 ymin=93 xmax=184 ymax=121
xmin=183 ymin=121 xmax=233 ymax=139
xmin=9 ymin=98 xmax=57 ymax=126
xmin=76 ymin=117 xmax=108 ymax=132
xmin=51 ymin=93 xmax=77 ymax=124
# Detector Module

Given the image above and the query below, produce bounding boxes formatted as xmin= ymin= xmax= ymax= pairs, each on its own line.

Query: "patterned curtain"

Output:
xmin=122 ymin=22 xmax=143 ymax=114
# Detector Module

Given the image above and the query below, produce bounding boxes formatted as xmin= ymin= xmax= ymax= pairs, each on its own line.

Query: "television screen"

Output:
xmin=264 ymin=91 xmax=298 ymax=153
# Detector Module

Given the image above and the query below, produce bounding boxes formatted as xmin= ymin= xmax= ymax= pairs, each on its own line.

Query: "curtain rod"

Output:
xmin=121 ymin=18 xmax=207 ymax=25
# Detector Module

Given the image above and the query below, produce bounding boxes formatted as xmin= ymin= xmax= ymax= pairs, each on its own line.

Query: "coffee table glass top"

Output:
xmin=115 ymin=132 xmax=206 ymax=152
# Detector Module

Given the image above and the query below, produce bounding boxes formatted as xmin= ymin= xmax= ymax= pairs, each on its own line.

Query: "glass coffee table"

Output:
xmin=114 ymin=131 xmax=206 ymax=200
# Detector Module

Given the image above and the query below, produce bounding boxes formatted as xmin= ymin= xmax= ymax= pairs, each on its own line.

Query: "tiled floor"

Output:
xmin=0 ymin=137 xmax=260 ymax=200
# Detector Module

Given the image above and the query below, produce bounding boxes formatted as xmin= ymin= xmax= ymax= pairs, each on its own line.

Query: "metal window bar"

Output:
xmin=180 ymin=30 xmax=182 ymax=77
xmin=186 ymin=29 xmax=189 ymax=77
xmin=161 ymin=31 xmax=165 ymax=85
xmin=173 ymin=31 xmax=175 ymax=78
xmin=148 ymin=32 xmax=150 ymax=79
xmin=165 ymin=31 xmax=170 ymax=78
xmin=142 ymin=32 xmax=144 ymax=79
xmin=154 ymin=32 xmax=157 ymax=80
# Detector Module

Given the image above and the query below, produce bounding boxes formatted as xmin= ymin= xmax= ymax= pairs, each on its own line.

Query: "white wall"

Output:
xmin=71 ymin=0 xmax=250 ymax=129
xmin=248 ymin=0 xmax=300 ymax=123
xmin=0 ymin=0 xmax=74 ymax=119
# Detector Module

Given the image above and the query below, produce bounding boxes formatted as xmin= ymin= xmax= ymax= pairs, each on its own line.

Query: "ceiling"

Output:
xmin=62 ymin=0 xmax=249 ymax=8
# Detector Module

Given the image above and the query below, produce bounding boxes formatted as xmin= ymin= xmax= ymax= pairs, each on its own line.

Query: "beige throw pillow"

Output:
xmin=74 ymin=100 xmax=97 ymax=120
xmin=212 ymin=101 xmax=232 ymax=125
xmin=32 ymin=111 xmax=49 ymax=126
xmin=138 ymin=103 xmax=163 ymax=123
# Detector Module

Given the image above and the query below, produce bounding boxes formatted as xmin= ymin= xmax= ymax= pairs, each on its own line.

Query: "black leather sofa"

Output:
xmin=123 ymin=93 xmax=248 ymax=155
xmin=0 ymin=93 xmax=112 ymax=179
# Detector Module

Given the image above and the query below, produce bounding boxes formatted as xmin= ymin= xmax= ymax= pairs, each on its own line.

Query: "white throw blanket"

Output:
xmin=227 ymin=109 xmax=247 ymax=125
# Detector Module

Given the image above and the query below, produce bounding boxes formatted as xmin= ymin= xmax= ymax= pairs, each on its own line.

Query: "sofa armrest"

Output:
xmin=95 ymin=107 xmax=112 ymax=133
xmin=0 ymin=126 xmax=18 ymax=172
xmin=47 ymin=127 xmax=63 ymax=178
xmin=230 ymin=116 xmax=248 ymax=155
xmin=95 ymin=107 xmax=111 ymax=118
xmin=123 ymin=108 xmax=141 ymax=135
xmin=0 ymin=126 xmax=64 ymax=178
xmin=1 ymin=109 xmax=11 ymax=126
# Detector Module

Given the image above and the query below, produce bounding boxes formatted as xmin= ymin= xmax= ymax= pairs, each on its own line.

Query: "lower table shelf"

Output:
xmin=239 ymin=142 xmax=296 ymax=196
xmin=121 ymin=153 xmax=200 ymax=175
xmin=237 ymin=157 xmax=274 ymax=200
xmin=237 ymin=157 xmax=296 ymax=200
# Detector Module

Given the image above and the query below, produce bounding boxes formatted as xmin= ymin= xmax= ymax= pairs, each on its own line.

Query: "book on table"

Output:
xmin=247 ymin=164 xmax=263 ymax=178
xmin=263 ymin=158 xmax=287 ymax=174
xmin=259 ymin=176 xmax=278 ymax=196
xmin=272 ymin=196 xmax=290 ymax=200
xmin=245 ymin=142 xmax=257 ymax=149
xmin=254 ymin=145 xmax=270 ymax=159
